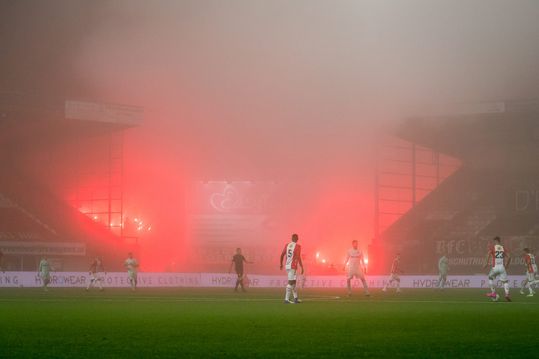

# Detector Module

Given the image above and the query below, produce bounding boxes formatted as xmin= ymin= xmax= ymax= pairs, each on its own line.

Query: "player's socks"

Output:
xmin=346 ymin=279 xmax=352 ymax=294
xmin=285 ymin=284 xmax=292 ymax=301
xmin=361 ymin=279 xmax=369 ymax=293
xmin=292 ymin=285 xmax=298 ymax=300
xmin=503 ymin=282 xmax=510 ymax=296
xmin=488 ymin=279 xmax=495 ymax=294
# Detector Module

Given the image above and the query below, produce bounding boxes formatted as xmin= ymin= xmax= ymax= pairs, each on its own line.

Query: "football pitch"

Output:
xmin=1 ymin=287 xmax=538 ymax=358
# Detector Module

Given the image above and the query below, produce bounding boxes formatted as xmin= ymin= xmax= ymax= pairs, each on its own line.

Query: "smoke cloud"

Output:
xmin=2 ymin=0 xmax=539 ymax=269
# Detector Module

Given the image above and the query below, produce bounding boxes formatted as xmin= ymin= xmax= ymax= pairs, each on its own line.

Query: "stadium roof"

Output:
xmin=398 ymin=99 xmax=539 ymax=160
xmin=0 ymin=91 xmax=143 ymax=149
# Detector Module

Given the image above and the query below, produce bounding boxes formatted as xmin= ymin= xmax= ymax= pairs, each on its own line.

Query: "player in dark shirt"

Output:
xmin=229 ymin=248 xmax=253 ymax=292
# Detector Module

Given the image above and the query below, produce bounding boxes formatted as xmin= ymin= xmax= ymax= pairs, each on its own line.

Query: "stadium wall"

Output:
xmin=0 ymin=272 xmax=529 ymax=289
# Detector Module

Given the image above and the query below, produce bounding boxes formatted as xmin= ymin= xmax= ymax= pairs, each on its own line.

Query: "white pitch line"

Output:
xmin=339 ymin=299 xmax=539 ymax=305
xmin=0 ymin=296 xmax=537 ymax=304
xmin=0 ymin=296 xmax=342 ymax=303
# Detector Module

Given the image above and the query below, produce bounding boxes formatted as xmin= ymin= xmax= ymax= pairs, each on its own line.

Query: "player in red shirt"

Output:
xmin=86 ymin=256 xmax=106 ymax=291
xmin=483 ymin=236 xmax=511 ymax=302
xmin=519 ymin=248 xmax=537 ymax=297
xmin=279 ymin=233 xmax=304 ymax=304
xmin=382 ymin=253 xmax=403 ymax=293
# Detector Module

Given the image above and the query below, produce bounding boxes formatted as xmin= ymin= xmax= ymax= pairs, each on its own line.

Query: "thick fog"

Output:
xmin=2 ymin=0 xmax=539 ymax=270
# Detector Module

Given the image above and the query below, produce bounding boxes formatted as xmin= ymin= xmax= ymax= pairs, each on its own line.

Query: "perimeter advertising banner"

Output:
xmin=0 ymin=272 xmax=528 ymax=289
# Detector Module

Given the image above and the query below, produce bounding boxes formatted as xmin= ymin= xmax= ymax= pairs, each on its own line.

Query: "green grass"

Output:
xmin=1 ymin=287 xmax=538 ymax=358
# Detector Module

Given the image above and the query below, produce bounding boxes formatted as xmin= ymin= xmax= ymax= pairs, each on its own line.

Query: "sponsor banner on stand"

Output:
xmin=0 ymin=273 xmax=528 ymax=289
xmin=0 ymin=241 xmax=86 ymax=256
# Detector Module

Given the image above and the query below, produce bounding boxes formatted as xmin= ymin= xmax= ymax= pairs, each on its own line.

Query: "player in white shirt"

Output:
xmin=38 ymin=256 xmax=53 ymax=291
xmin=343 ymin=240 xmax=370 ymax=297
xmin=483 ymin=236 xmax=511 ymax=302
xmin=124 ymin=252 xmax=139 ymax=291
xmin=437 ymin=254 xmax=449 ymax=289
xmin=279 ymin=233 xmax=304 ymax=304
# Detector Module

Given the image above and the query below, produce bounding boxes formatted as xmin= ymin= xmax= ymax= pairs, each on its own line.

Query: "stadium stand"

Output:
xmin=372 ymin=100 xmax=539 ymax=274
xmin=0 ymin=92 xmax=142 ymax=271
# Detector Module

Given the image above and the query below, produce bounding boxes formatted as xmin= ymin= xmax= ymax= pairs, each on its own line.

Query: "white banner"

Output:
xmin=0 ymin=241 xmax=86 ymax=256
xmin=0 ymin=273 xmax=529 ymax=289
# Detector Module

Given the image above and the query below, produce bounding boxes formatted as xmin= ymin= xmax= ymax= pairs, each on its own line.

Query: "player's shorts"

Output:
xmin=128 ymin=271 xmax=137 ymax=280
xmin=235 ymin=270 xmax=244 ymax=278
xmin=347 ymin=266 xmax=365 ymax=279
xmin=287 ymin=269 xmax=297 ymax=281
xmin=389 ymin=273 xmax=400 ymax=282
xmin=488 ymin=265 xmax=508 ymax=282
